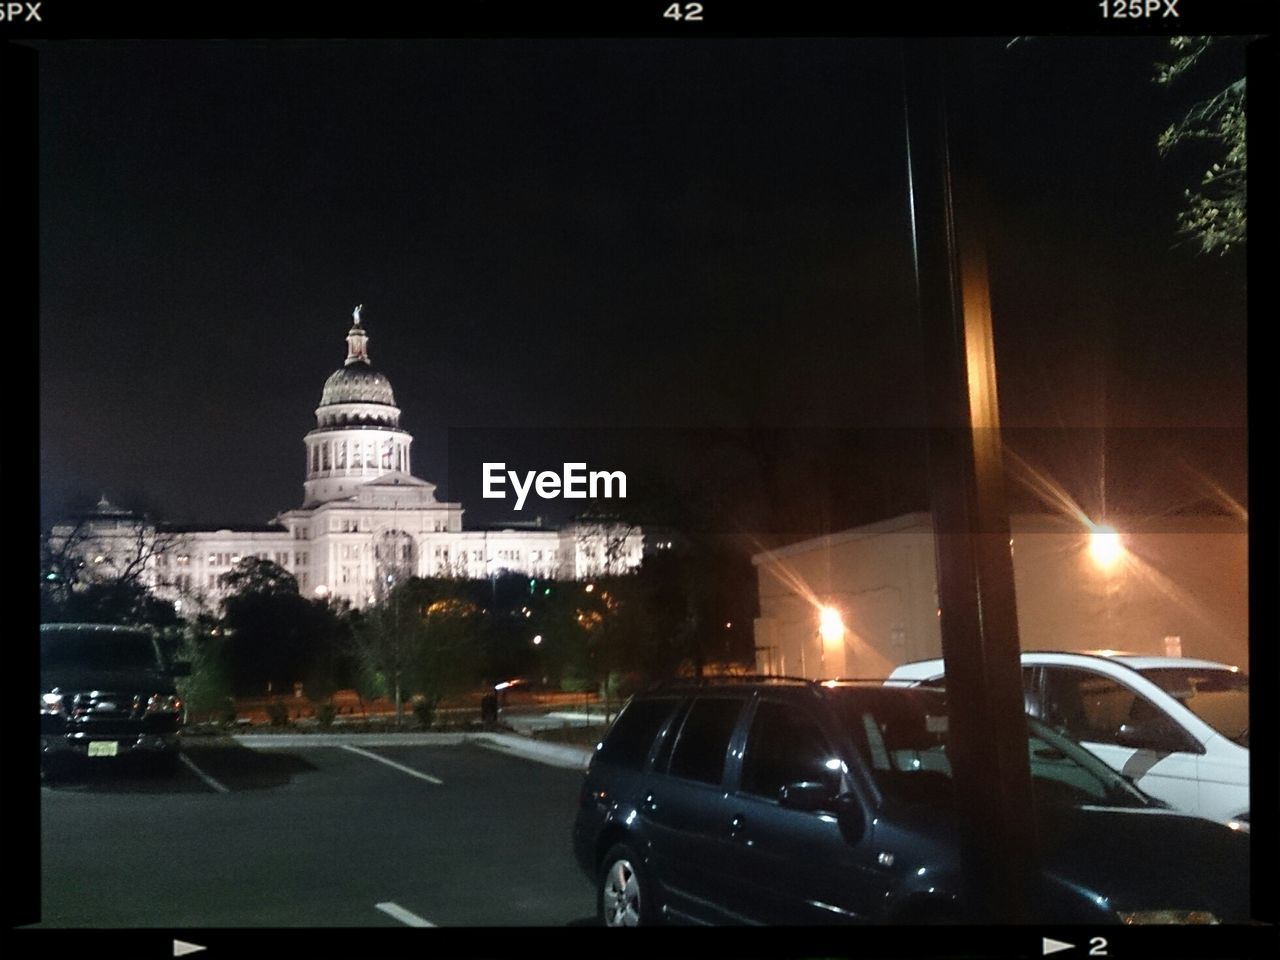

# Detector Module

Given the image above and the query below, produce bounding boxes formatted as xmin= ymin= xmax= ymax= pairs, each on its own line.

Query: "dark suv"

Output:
xmin=40 ymin=623 xmax=190 ymax=776
xmin=573 ymin=678 xmax=1249 ymax=925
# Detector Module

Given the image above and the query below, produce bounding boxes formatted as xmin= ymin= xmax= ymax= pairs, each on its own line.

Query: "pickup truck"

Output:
xmin=40 ymin=623 xmax=191 ymax=778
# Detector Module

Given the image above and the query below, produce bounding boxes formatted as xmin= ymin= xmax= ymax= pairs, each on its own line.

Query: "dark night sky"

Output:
xmin=36 ymin=37 xmax=1249 ymax=532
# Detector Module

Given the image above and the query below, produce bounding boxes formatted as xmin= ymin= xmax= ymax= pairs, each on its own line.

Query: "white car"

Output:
xmin=886 ymin=652 xmax=1249 ymax=826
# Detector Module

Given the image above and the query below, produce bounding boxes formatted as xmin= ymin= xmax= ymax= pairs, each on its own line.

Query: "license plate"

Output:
xmin=88 ymin=741 xmax=119 ymax=758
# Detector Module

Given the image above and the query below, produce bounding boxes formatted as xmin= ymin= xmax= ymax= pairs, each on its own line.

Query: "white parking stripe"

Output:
xmin=340 ymin=745 xmax=444 ymax=784
xmin=179 ymin=753 xmax=230 ymax=793
xmin=376 ymin=901 xmax=436 ymax=927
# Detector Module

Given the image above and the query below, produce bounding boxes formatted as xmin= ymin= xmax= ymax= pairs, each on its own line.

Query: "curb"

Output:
xmin=471 ymin=732 xmax=595 ymax=770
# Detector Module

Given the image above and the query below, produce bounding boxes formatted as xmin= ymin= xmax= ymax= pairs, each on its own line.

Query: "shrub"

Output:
xmin=316 ymin=701 xmax=337 ymax=727
xmin=603 ymin=670 xmax=644 ymax=701
xmin=265 ymin=699 xmax=290 ymax=727
xmin=413 ymin=695 xmax=439 ymax=729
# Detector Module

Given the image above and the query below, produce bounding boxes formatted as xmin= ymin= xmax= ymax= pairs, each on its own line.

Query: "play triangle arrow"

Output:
xmin=1042 ymin=937 xmax=1075 ymax=956
xmin=174 ymin=941 xmax=207 ymax=957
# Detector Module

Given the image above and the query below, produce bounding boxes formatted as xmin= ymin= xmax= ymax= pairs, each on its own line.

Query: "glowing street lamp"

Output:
xmin=532 ymin=635 xmax=543 ymax=646
xmin=818 ymin=606 xmax=845 ymax=647
xmin=815 ymin=605 xmax=847 ymax=680
xmin=1088 ymin=525 xmax=1124 ymax=571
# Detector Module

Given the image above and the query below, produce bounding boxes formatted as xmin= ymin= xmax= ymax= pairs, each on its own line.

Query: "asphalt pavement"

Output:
xmin=38 ymin=739 xmax=596 ymax=928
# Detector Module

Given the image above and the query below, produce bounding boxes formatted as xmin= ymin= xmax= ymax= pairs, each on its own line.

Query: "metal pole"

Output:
xmin=902 ymin=40 xmax=1038 ymax=924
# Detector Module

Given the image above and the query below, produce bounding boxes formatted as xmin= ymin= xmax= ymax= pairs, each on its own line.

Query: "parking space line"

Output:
xmin=340 ymin=745 xmax=444 ymax=784
xmin=179 ymin=753 xmax=230 ymax=793
xmin=376 ymin=901 xmax=436 ymax=927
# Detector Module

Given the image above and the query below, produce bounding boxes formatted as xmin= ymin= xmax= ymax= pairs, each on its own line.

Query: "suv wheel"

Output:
xmin=599 ymin=843 xmax=657 ymax=927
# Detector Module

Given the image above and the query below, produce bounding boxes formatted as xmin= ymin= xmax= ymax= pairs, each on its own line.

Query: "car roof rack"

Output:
xmin=649 ymin=674 xmax=819 ymax=691
xmin=646 ymin=675 xmax=935 ymax=692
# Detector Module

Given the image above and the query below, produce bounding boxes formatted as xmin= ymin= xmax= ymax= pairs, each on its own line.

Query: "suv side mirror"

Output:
xmin=1114 ymin=717 xmax=1194 ymax=754
xmin=778 ymin=780 xmax=836 ymax=812
xmin=777 ymin=780 xmax=866 ymax=838
xmin=834 ymin=793 xmax=866 ymax=843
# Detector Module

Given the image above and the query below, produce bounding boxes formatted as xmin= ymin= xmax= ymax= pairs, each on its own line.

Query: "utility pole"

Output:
xmin=902 ymin=41 xmax=1039 ymax=923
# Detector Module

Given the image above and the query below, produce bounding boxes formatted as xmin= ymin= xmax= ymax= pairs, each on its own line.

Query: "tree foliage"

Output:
xmin=1155 ymin=36 xmax=1248 ymax=255
xmin=348 ymin=577 xmax=482 ymax=723
xmin=175 ymin=615 xmax=236 ymax=723
xmin=219 ymin=555 xmax=299 ymax=598
xmin=219 ymin=557 xmax=347 ymax=696
xmin=39 ymin=515 xmax=180 ymax=627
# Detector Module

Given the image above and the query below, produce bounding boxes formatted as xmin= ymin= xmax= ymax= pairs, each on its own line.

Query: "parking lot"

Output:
xmin=38 ymin=738 xmax=596 ymax=928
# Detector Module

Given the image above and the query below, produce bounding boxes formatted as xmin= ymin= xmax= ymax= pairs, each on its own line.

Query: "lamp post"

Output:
xmin=903 ymin=40 xmax=1035 ymax=922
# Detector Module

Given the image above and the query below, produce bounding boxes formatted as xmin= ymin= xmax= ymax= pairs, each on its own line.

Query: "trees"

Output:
xmin=1155 ymin=36 xmax=1249 ymax=255
xmin=571 ymin=516 xmax=644 ymax=577
xmin=219 ymin=557 xmax=343 ymax=696
xmin=175 ymin=614 xmax=236 ymax=724
xmin=348 ymin=589 xmax=415 ymax=724
xmin=349 ymin=577 xmax=479 ymax=725
xmin=40 ymin=509 xmax=183 ymax=627
xmin=219 ymin=555 xmax=299 ymax=598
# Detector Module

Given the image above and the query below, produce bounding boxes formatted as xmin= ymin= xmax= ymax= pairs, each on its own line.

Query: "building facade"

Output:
xmin=48 ymin=309 xmax=643 ymax=614
xmin=752 ymin=511 xmax=1248 ymax=680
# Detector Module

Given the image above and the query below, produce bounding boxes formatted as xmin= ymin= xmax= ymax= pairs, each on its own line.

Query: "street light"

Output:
xmin=1088 ymin=524 xmax=1124 ymax=571
xmin=818 ymin=606 xmax=845 ymax=647
xmin=532 ymin=635 xmax=543 ymax=646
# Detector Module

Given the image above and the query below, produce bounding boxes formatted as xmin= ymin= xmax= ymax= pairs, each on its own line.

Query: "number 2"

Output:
xmin=1089 ymin=937 xmax=1109 ymax=957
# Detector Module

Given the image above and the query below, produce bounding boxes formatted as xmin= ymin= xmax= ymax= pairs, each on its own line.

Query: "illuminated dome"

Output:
xmin=317 ymin=305 xmax=397 ymax=408
xmin=320 ymin=361 xmax=396 ymax=407
xmin=304 ymin=306 xmax=414 ymax=506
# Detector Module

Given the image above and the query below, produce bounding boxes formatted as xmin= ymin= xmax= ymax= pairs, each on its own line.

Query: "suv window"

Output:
xmin=40 ymin=629 xmax=161 ymax=672
xmin=1041 ymin=666 xmax=1179 ymax=749
xmin=837 ymin=688 xmax=1147 ymax=809
xmin=666 ymin=697 xmax=742 ymax=786
xmin=596 ymin=698 xmax=680 ymax=770
xmin=1138 ymin=667 xmax=1249 ymax=747
xmin=652 ymin=698 xmax=692 ymax=772
xmin=740 ymin=700 xmax=837 ymax=800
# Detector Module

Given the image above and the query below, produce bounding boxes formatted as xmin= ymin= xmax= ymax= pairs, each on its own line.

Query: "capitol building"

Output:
xmin=50 ymin=309 xmax=643 ymax=614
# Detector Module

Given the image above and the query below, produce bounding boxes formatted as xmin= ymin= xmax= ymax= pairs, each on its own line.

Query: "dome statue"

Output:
xmin=318 ymin=306 xmax=397 ymax=407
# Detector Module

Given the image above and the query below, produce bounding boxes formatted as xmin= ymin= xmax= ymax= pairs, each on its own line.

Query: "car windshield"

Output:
xmin=1137 ymin=667 xmax=1249 ymax=747
xmin=40 ymin=629 xmax=161 ymax=673
xmin=836 ymin=687 xmax=1150 ymax=810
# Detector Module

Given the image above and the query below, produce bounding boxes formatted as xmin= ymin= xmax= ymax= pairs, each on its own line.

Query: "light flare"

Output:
xmin=1088 ymin=525 xmax=1124 ymax=570
xmin=818 ymin=606 xmax=846 ymax=646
